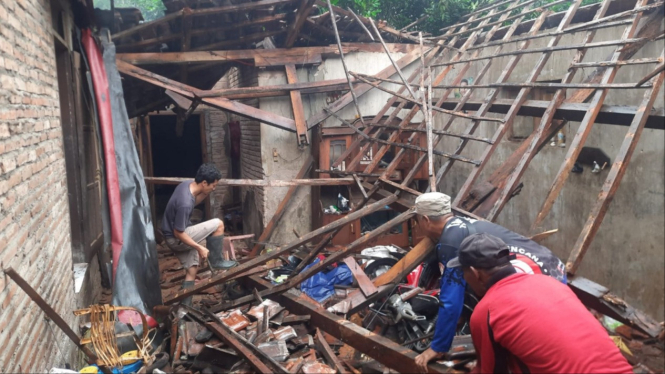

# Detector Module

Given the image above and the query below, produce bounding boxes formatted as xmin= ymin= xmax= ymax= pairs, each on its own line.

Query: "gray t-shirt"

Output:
xmin=161 ymin=180 xmax=195 ymax=238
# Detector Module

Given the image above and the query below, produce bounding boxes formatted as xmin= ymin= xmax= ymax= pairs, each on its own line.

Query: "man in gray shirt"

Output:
xmin=161 ymin=163 xmax=237 ymax=306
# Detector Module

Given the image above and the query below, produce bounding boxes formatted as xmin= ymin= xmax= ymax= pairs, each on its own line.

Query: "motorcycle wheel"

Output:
xmin=363 ymin=257 xmax=399 ymax=279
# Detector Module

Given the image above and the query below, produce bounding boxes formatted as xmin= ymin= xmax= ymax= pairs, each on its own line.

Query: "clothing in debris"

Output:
xmin=161 ymin=180 xmax=196 ymax=238
xmin=471 ymin=270 xmax=633 ymax=373
xmin=430 ymin=216 xmax=566 ymax=354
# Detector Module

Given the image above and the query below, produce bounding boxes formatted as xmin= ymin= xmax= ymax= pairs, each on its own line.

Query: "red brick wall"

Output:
xmin=0 ymin=0 xmax=83 ymax=371
xmin=227 ymin=66 xmax=266 ymax=236
xmin=204 ymin=78 xmax=233 ymax=218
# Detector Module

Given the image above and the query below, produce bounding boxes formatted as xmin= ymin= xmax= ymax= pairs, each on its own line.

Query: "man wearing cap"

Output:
xmin=414 ymin=192 xmax=567 ymax=369
xmin=444 ymin=233 xmax=632 ymax=373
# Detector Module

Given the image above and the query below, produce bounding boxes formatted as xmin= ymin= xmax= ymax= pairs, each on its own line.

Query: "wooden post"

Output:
xmin=285 ymin=64 xmax=310 ymax=145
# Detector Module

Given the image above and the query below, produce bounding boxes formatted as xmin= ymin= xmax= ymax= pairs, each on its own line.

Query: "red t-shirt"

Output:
xmin=470 ymin=273 xmax=632 ymax=374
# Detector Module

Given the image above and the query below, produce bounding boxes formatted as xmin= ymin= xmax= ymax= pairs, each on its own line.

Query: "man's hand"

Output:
xmin=415 ymin=348 xmax=443 ymax=373
xmin=197 ymin=245 xmax=209 ymax=259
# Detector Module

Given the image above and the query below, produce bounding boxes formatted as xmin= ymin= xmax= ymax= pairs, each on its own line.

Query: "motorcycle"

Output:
xmin=361 ymin=251 xmax=478 ymax=353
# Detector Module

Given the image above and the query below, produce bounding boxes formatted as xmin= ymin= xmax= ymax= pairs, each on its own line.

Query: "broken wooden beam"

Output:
xmin=116 ymin=44 xmax=421 ymax=65
xmin=144 ymin=176 xmax=354 ymax=187
xmin=315 ymin=328 xmax=351 ymax=374
xmin=342 ymin=257 xmax=378 ymax=297
xmin=4 ymin=267 xmax=100 ymax=364
xmin=116 ymin=59 xmax=297 ymax=132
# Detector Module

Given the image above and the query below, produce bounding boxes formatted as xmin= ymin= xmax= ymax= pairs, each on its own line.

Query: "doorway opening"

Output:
xmin=149 ymin=114 xmax=208 ymax=223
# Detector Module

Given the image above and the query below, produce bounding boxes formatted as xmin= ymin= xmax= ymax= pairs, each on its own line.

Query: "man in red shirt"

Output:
xmin=446 ymin=233 xmax=632 ymax=374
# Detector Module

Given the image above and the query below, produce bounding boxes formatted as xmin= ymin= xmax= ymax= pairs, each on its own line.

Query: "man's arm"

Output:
xmin=173 ymin=229 xmax=209 ymax=259
xmin=430 ymin=266 xmax=467 ymax=353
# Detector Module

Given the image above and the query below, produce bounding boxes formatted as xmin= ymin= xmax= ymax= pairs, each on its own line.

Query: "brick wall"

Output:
xmin=203 ymin=78 xmax=233 ymax=218
xmin=0 ymin=0 xmax=85 ymax=371
xmin=227 ymin=66 xmax=266 ymax=235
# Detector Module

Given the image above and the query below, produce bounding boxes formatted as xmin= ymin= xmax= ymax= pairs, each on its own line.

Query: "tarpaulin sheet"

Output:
xmin=300 ymin=258 xmax=353 ymax=303
xmin=100 ymin=35 xmax=162 ymax=316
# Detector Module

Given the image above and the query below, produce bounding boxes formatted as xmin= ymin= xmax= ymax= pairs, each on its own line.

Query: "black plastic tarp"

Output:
xmin=101 ymin=35 xmax=162 ymax=315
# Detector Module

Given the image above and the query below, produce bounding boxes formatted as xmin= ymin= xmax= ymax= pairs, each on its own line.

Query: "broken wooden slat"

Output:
xmin=249 ymin=156 xmax=314 ymax=257
xmin=635 ymin=60 xmax=665 ymax=86
xmin=315 ymin=328 xmax=351 ymax=374
xmin=342 ymin=257 xmax=378 ymax=297
xmin=328 ymin=237 xmax=435 ymax=314
xmin=186 ymin=309 xmax=286 ymax=374
xmin=352 ymin=174 xmax=368 ymax=199
xmin=567 ymin=59 xmax=664 ymax=275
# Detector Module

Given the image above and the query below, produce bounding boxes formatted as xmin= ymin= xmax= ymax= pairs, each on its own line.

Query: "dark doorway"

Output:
xmin=150 ymin=114 xmax=204 ymax=220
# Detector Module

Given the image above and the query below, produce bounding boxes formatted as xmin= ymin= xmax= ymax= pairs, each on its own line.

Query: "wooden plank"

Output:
xmin=285 ymin=0 xmax=316 ymax=47
xmin=315 ymin=328 xmax=351 ymax=374
xmin=352 ymin=174 xmax=368 ymax=199
xmin=567 ymin=59 xmax=664 ymax=275
xmin=164 ymin=195 xmax=398 ymax=304
xmin=531 ymin=0 xmax=650 ymax=230
xmin=248 ymin=156 xmax=314 ymax=257
xmin=328 ymin=237 xmax=436 ymax=315
xmin=116 ymin=44 xmax=421 ymax=65
xmin=285 ymin=64 xmax=309 ymax=145
xmin=198 ymin=78 xmax=352 ymax=99
xmin=144 ymin=176 xmax=351 ymax=187
xmin=116 ymin=59 xmax=298 ymax=132
xmin=342 ymin=257 xmax=378 ymax=297
xmin=379 ymin=177 xmax=421 ymax=196
xmin=635 ymin=60 xmax=665 ymax=86
xmin=395 ymin=98 xmax=665 ymax=130
xmin=193 ymin=30 xmax=287 ymax=51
